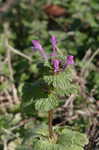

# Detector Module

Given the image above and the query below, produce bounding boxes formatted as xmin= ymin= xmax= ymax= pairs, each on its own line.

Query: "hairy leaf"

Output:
xmin=35 ymin=94 xmax=59 ymax=112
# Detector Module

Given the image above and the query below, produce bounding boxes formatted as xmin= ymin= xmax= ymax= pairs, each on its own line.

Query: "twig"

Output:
xmin=82 ymin=49 xmax=92 ymax=62
xmin=80 ymin=49 xmax=99 ymax=77
xmin=57 ymin=115 xmax=78 ymax=126
xmin=6 ymin=41 xmax=19 ymax=104
xmin=10 ymin=117 xmax=35 ymax=131
xmin=7 ymin=44 xmax=32 ymax=62
xmin=3 ymin=139 xmax=8 ymax=150
xmin=63 ymin=94 xmax=75 ymax=108
xmin=4 ymin=23 xmax=20 ymax=104
xmin=88 ymin=49 xmax=99 ymax=64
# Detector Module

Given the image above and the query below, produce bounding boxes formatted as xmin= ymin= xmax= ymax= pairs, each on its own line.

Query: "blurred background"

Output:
xmin=0 ymin=0 xmax=99 ymax=149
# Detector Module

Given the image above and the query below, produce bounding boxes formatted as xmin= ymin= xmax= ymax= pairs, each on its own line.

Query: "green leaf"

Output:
xmin=16 ymin=145 xmax=32 ymax=150
xmin=23 ymin=124 xmax=49 ymax=145
xmin=44 ymin=68 xmax=78 ymax=96
xmin=20 ymin=81 xmax=51 ymax=115
xmin=19 ymin=126 xmax=88 ymax=150
xmin=44 ymin=68 xmax=73 ymax=87
xmin=0 ymin=114 xmax=13 ymax=130
xmin=61 ymin=128 xmax=88 ymax=147
xmin=72 ymin=131 xmax=88 ymax=147
xmin=33 ymin=139 xmax=64 ymax=150
xmin=20 ymin=81 xmax=49 ymax=101
xmin=35 ymin=94 xmax=59 ymax=112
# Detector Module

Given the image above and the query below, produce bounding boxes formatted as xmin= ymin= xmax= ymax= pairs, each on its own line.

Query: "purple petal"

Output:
xmin=67 ymin=56 xmax=74 ymax=65
xmin=32 ymin=40 xmax=43 ymax=50
xmin=63 ymin=55 xmax=74 ymax=69
xmin=52 ymin=59 xmax=60 ymax=73
xmin=50 ymin=36 xmax=57 ymax=51
xmin=32 ymin=40 xmax=48 ymax=60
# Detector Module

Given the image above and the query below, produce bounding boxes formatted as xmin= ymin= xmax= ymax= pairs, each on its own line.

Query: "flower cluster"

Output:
xmin=32 ymin=36 xmax=74 ymax=73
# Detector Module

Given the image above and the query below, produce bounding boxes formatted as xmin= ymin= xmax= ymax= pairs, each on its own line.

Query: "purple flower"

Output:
xmin=66 ymin=56 xmax=74 ymax=65
xmin=32 ymin=40 xmax=43 ymax=50
xmin=32 ymin=40 xmax=48 ymax=60
xmin=50 ymin=36 xmax=57 ymax=51
xmin=50 ymin=36 xmax=58 ymax=58
xmin=63 ymin=55 xmax=74 ymax=69
xmin=52 ymin=59 xmax=60 ymax=73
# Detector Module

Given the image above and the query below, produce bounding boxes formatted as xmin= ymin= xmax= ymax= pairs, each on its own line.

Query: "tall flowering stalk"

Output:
xmin=32 ymin=37 xmax=74 ymax=139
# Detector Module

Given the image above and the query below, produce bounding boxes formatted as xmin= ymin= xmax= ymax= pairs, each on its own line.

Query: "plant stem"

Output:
xmin=48 ymin=110 xmax=53 ymax=138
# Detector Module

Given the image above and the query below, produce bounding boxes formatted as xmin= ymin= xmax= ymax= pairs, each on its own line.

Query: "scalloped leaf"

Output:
xmin=61 ymin=128 xmax=88 ymax=147
xmin=55 ymin=83 xmax=78 ymax=96
xmin=33 ymin=132 xmax=87 ymax=150
xmin=16 ymin=145 xmax=32 ymax=150
xmin=18 ymin=126 xmax=88 ymax=150
xmin=35 ymin=94 xmax=59 ymax=112
xmin=58 ymin=134 xmax=85 ymax=150
xmin=44 ymin=70 xmax=72 ymax=87
xmin=43 ymin=68 xmax=78 ymax=97
xmin=33 ymin=139 xmax=65 ymax=150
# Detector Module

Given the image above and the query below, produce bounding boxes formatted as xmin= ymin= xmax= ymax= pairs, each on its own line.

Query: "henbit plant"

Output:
xmin=18 ymin=36 xmax=88 ymax=150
